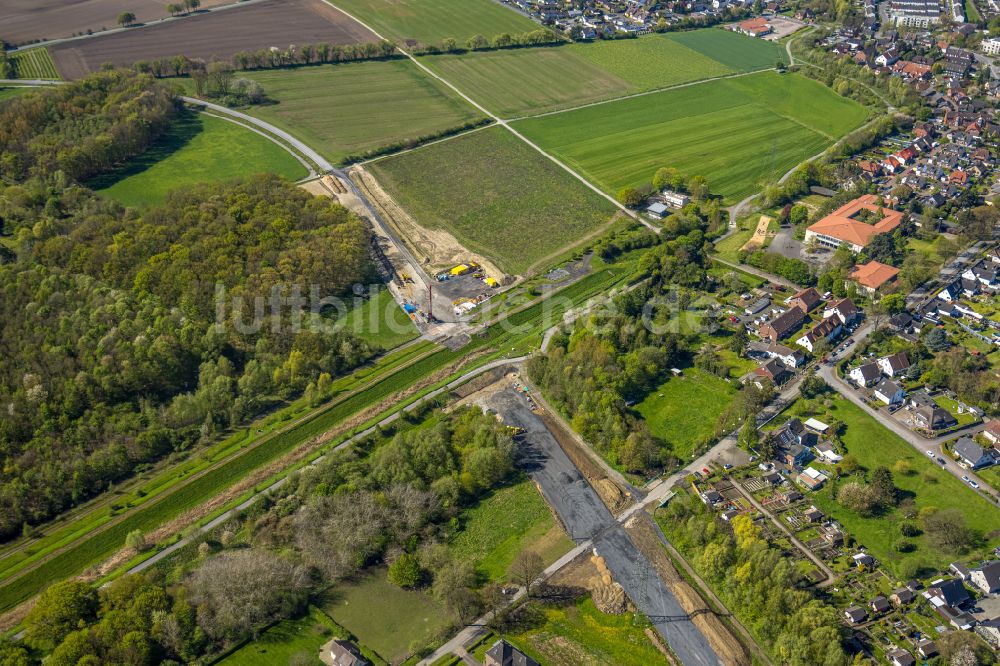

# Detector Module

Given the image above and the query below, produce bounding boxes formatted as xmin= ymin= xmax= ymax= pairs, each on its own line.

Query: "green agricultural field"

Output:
xmin=513 ymin=71 xmax=868 ymax=202
xmin=667 ymin=28 xmax=786 ymax=71
xmin=421 ymin=28 xmax=786 ymax=117
xmin=503 ymin=597 xmax=663 ymax=665
xmin=10 ymin=48 xmax=59 ymax=79
xmin=448 ymin=477 xmax=573 ymax=582
xmin=795 ymin=397 xmax=1000 ymax=575
xmin=91 ymin=112 xmax=307 ymax=208
xmin=216 ymin=59 xmax=484 ymax=164
xmin=366 ymin=126 xmax=618 ymax=275
xmin=322 ymin=570 xmax=451 ymax=663
xmin=339 ymin=287 xmax=419 ymax=349
xmin=330 ymin=0 xmax=538 ymax=46
xmin=420 ymin=47 xmax=632 ymax=117
xmin=636 ymin=366 xmax=740 ymax=460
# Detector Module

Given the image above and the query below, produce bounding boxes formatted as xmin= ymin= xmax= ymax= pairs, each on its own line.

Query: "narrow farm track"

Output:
xmin=322 ymin=0 xmax=655 ymax=231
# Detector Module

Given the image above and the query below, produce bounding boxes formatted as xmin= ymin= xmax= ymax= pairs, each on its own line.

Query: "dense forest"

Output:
xmin=0 ymin=74 xmax=377 ymax=540
xmin=5 ymin=408 xmax=518 ymax=664
xmin=0 ymin=71 xmax=178 ymax=183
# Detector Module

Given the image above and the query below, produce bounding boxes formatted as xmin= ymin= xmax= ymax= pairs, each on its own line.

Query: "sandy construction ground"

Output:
xmin=1 ymin=0 xmax=231 ymax=45
xmin=49 ymin=0 xmax=376 ymax=79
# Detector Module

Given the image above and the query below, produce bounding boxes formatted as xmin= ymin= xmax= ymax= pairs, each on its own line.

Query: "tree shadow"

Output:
xmin=86 ymin=109 xmax=203 ymax=192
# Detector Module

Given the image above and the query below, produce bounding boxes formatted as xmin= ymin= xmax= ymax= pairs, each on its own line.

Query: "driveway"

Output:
xmin=487 ymin=390 xmax=724 ymax=666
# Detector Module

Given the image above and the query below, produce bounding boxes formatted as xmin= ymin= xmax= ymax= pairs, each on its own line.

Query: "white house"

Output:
xmin=646 ymin=202 xmax=669 ymax=219
xmin=877 ymin=351 xmax=910 ymax=377
xmin=822 ymin=297 xmax=859 ymax=325
xmin=873 ymin=378 xmax=906 ymax=405
xmin=849 ymin=362 xmax=881 ymax=387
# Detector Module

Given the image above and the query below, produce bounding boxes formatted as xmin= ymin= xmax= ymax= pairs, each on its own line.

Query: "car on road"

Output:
xmin=926 ymin=450 xmax=935 ymax=457
xmin=702 ymin=467 xmax=710 ymax=475
xmin=962 ymin=475 xmax=971 ymax=483
xmin=937 ymin=457 xmax=946 ymax=465
xmin=723 ymin=463 xmax=733 ymax=470
xmin=969 ymin=479 xmax=980 ymax=489
xmin=847 ymin=338 xmax=855 ymax=344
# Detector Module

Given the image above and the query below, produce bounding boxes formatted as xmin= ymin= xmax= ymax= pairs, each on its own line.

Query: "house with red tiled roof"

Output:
xmin=805 ymin=195 xmax=904 ymax=253
xmin=735 ymin=17 xmax=772 ymax=36
xmin=949 ymin=169 xmax=969 ymax=185
xmin=848 ymin=261 xmax=900 ymax=296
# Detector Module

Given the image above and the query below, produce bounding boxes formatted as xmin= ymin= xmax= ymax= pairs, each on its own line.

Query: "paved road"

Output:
xmin=818 ymin=360 xmax=998 ymax=502
xmin=181 ymin=96 xmax=334 ymax=172
xmin=488 ymin=390 xmax=723 ymax=666
xmin=712 ymin=255 xmax=802 ymax=290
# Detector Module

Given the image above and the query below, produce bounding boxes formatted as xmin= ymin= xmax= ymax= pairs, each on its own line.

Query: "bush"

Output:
xmin=387 ymin=552 xmax=422 ymax=588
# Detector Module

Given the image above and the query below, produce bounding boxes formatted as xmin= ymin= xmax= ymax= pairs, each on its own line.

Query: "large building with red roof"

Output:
xmin=805 ymin=195 xmax=904 ymax=253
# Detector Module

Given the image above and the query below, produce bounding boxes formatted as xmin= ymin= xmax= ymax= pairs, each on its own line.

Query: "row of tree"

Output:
xmin=414 ymin=29 xmax=564 ymax=55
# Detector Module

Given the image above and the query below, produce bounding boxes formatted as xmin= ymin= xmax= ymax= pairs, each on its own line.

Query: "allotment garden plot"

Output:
xmin=421 ymin=28 xmax=787 ymax=117
xmin=513 ymin=71 xmax=869 ymax=202
xmin=365 ymin=126 xmax=618 ymax=276
xmin=329 ymin=0 xmax=538 ymax=47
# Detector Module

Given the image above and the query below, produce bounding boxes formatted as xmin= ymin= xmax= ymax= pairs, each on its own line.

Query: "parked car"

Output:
xmin=969 ymin=479 xmax=980 ymax=489
xmin=937 ymin=457 xmax=946 ymax=466
xmin=926 ymin=450 xmax=935 ymax=458
xmin=962 ymin=475 xmax=971 ymax=483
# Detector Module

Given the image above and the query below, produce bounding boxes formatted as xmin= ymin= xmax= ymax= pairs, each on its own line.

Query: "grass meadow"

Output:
xmin=322 ymin=571 xmax=451 ymax=663
xmin=339 ymin=287 xmax=419 ymax=350
xmin=0 ymin=87 xmax=31 ymax=103
xmin=513 ymin=71 xmax=868 ymax=202
xmin=421 ymin=28 xmax=787 ymax=117
xmin=221 ymin=59 xmax=485 ymax=164
xmin=792 ymin=397 xmax=1000 ymax=575
xmin=10 ymin=48 xmax=59 ymax=79
xmin=636 ymin=367 xmax=741 ymax=461
xmin=91 ymin=112 xmax=307 ymax=208
xmin=218 ymin=606 xmax=344 ymax=666
xmin=366 ymin=126 xmax=618 ymax=275
xmin=329 ymin=0 xmax=538 ymax=46
xmin=447 ymin=477 xmax=573 ymax=582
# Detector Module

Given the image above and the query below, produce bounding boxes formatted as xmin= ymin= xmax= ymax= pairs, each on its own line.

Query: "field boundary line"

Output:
xmin=358 ymin=121 xmax=496 ymax=165
xmin=506 ymin=66 xmax=776 ymax=122
xmin=321 ymin=0 xmax=654 ymax=231
xmin=200 ymin=111 xmax=317 ymax=176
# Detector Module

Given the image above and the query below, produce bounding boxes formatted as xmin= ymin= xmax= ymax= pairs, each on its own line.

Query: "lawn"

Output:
xmin=448 ymin=477 xmax=574 ymax=582
xmin=366 ymin=126 xmax=618 ymax=275
xmin=504 ymin=596 xmax=664 ymax=666
xmin=713 ymin=228 xmax=754 ymax=264
xmin=90 ymin=111 xmax=307 ymax=208
xmin=513 ymin=71 xmax=868 ymax=202
xmin=339 ymin=287 xmax=419 ymax=350
xmin=420 ymin=28 xmax=786 ymax=117
xmin=218 ymin=605 xmax=341 ymax=666
xmin=934 ymin=395 xmax=978 ymax=426
xmin=321 ymin=570 xmax=452 ymax=663
xmin=207 ymin=59 xmax=485 ymax=164
xmin=635 ymin=366 xmax=739 ymax=460
xmin=795 ymin=397 xmax=1000 ymax=575
xmin=10 ymin=48 xmax=59 ymax=79
xmin=329 ymin=0 xmax=538 ymax=46
xmin=0 ymin=87 xmax=32 ymax=103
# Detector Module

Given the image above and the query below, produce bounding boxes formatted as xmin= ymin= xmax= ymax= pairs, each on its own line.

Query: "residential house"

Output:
xmin=327 ymin=640 xmax=370 ymax=666
xmin=871 ymin=596 xmax=891 ymax=614
xmin=798 ymin=466 xmax=827 ymax=490
xmin=754 ymin=358 xmax=791 ymax=387
xmin=953 ymin=436 xmax=995 ymax=469
xmin=485 ymin=640 xmax=539 ymax=666
xmin=815 ymin=441 xmax=843 ymax=463
xmin=848 ymin=261 xmax=900 ymax=296
xmin=888 ymin=649 xmax=915 ymax=666
xmin=765 ymin=342 xmax=805 ymax=368
xmin=744 ymin=297 xmax=771 ymax=316
xmin=891 ymin=588 xmax=916 ymax=605
xmin=804 ymin=506 xmax=824 ymax=522
xmin=925 ymin=578 xmax=971 ymax=609
xmin=774 ymin=419 xmax=814 ymax=467
xmin=805 ymin=195 xmax=904 ymax=253
xmin=983 ymin=419 xmax=1000 ymax=446
xmin=874 ymin=378 xmax=906 ymax=405
xmin=970 ymin=561 xmax=1000 ymax=594
xmin=734 ymin=16 xmax=772 ymax=36
xmin=844 ymin=606 xmax=868 ymax=623
xmin=877 ymin=351 xmax=910 ymax=377
xmin=759 ymin=308 xmax=806 ymax=342
xmin=951 ymin=561 xmax=973 ymax=580
xmin=701 ymin=489 xmax=724 ymax=505
xmin=910 ymin=392 xmax=958 ymax=431
xmin=796 ymin=317 xmax=843 ymax=352
xmin=823 ymin=297 xmax=860 ymax=325
xmin=850 ymin=362 xmax=882 ymax=387
xmin=853 ymin=552 xmax=875 ymax=568
xmin=916 ymin=640 xmax=938 ymax=659
xmin=978 ymin=618 xmax=1000 ymax=648
xmin=645 ymin=202 xmax=669 ymax=219
xmin=789 ymin=287 xmax=823 ymax=313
